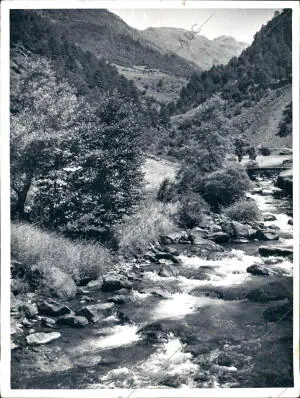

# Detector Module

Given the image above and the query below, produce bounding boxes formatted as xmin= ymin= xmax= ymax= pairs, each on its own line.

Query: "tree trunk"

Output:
xmin=14 ymin=176 xmax=32 ymax=220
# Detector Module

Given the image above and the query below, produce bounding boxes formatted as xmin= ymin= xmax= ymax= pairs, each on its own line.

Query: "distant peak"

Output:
xmin=213 ymin=35 xmax=247 ymax=45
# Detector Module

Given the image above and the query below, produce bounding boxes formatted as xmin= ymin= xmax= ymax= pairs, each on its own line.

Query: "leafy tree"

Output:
xmin=277 ymin=102 xmax=292 ymax=137
xmin=10 ymin=54 xmax=81 ymax=219
xmin=11 ymin=54 xmax=145 ymax=240
xmin=53 ymin=90 xmax=145 ymax=240
xmin=177 ymin=95 xmax=233 ymax=185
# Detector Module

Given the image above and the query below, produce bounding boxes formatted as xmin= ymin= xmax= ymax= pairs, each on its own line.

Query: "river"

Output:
xmin=11 ymin=157 xmax=293 ymax=390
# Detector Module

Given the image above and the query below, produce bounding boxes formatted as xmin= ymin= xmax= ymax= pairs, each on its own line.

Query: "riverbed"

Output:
xmin=11 ymin=160 xmax=293 ymax=390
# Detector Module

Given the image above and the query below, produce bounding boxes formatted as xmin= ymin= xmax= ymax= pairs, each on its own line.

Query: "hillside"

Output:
xmin=113 ymin=64 xmax=188 ymax=103
xmin=232 ymin=85 xmax=292 ymax=147
xmin=10 ymin=10 xmax=140 ymax=103
xmin=35 ymin=9 xmax=199 ymax=78
xmin=171 ymin=85 xmax=292 ymax=149
xmin=142 ymin=27 xmax=247 ymax=70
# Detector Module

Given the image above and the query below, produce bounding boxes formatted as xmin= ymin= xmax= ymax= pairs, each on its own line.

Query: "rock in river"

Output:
xmin=101 ymin=274 xmax=133 ymax=292
xmin=247 ymin=264 xmax=271 ymax=276
xmin=255 ymin=230 xmax=279 ymax=241
xmin=205 ymin=232 xmax=230 ymax=243
xmin=155 ymin=252 xmax=180 ymax=264
xmin=263 ymin=214 xmax=277 ymax=222
xmin=76 ymin=302 xmax=114 ymax=323
xmin=222 ymin=221 xmax=250 ymax=238
xmin=26 ymin=332 xmax=61 ymax=345
xmin=56 ymin=314 xmax=89 ymax=328
xmin=275 ymin=169 xmax=293 ymax=195
xmin=258 ymin=246 xmax=293 ymax=257
xmin=37 ymin=300 xmax=72 ymax=317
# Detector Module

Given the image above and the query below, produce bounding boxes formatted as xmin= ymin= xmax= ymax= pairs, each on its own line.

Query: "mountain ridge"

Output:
xmin=141 ymin=26 xmax=247 ymax=70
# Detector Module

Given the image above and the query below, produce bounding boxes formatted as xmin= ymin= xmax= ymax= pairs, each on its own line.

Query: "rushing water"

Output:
xmin=11 ymin=165 xmax=293 ymax=389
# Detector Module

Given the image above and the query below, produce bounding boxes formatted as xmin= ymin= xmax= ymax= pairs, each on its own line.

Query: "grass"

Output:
xmin=11 ymin=222 xmax=113 ymax=284
xmin=115 ymin=199 xmax=178 ymax=256
xmin=142 ymin=156 xmax=179 ymax=194
xmin=223 ymin=199 xmax=262 ymax=223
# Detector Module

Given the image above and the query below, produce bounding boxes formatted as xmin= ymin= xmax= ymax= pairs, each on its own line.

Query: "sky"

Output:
xmin=109 ymin=8 xmax=280 ymax=43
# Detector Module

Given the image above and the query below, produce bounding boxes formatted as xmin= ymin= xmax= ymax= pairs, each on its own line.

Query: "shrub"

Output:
xmin=202 ymin=166 xmax=252 ymax=208
xmin=11 ymin=223 xmax=113 ymax=286
xmin=114 ymin=199 xmax=177 ymax=256
xmin=175 ymin=192 xmax=210 ymax=229
xmin=223 ymin=199 xmax=261 ymax=222
xmin=156 ymin=178 xmax=177 ymax=203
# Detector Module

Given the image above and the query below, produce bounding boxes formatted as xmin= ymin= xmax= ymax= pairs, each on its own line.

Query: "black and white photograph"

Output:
xmin=1 ymin=1 xmax=299 ymax=396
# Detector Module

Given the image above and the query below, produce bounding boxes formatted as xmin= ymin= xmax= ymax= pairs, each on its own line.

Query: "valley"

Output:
xmin=8 ymin=6 xmax=295 ymax=393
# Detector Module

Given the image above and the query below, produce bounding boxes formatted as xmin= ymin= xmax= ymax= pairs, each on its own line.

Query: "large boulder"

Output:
xmin=76 ymin=302 xmax=114 ymax=323
xmin=189 ymin=230 xmax=209 ymax=245
xmin=275 ymin=169 xmax=293 ymax=195
xmin=264 ymin=214 xmax=277 ymax=222
xmin=37 ymin=299 xmax=71 ymax=317
xmin=246 ymin=264 xmax=270 ymax=276
xmin=101 ymin=274 xmax=133 ymax=292
xmin=56 ymin=314 xmax=89 ymax=328
xmin=221 ymin=221 xmax=250 ymax=238
xmin=154 ymin=252 xmax=180 ymax=264
xmin=26 ymin=332 xmax=61 ymax=345
xmin=232 ymin=221 xmax=250 ymax=237
xmin=40 ymin=316 xmax=56 ymax=328
xmin=159 ymin=231 xmax=189 ymax=245
xmin=255 ymin=230 xmax=279 ymax=241
xmin=205 ymin=232 xmax=230 ymax=243
xmin=259 ymin=246 xmax=293 ymax=257
xmin=190 ymin=235 xmax=224 ymax=252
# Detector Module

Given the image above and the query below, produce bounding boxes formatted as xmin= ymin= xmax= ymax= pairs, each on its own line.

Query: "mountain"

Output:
xmin=176 ymin=9 xmax=292 ymax=112
xmin=34 ymin=9 xmax=199 ymax=78
xmin=10 ymin=10 xmax=140 ymax=102
xmin=141 ymin=27 xmax=247 ymax=70
xmin=212 ymin=35 xmax=248 ymax=56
